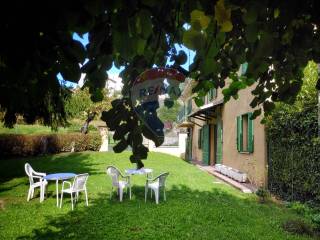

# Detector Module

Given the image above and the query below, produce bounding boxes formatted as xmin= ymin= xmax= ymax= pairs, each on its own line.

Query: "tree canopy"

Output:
xmin=1 ymin=0 xmax=320 ymax=166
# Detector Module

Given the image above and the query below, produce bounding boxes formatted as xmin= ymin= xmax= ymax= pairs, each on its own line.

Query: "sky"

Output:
xmin=58 ymin=33 xmax=195 ymax=89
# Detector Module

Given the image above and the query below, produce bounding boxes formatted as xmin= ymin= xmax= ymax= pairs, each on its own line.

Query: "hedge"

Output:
xmin=267 ymin=103 xmax=320 ymax=202
xmin=0 ymin=133 xmax=101 ymax=158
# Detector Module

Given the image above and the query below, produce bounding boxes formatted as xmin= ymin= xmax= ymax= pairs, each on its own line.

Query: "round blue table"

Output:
xmin=44 ymin=173 xmax=76 ymax=207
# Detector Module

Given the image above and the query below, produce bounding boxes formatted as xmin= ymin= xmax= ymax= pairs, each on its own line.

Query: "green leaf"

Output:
xmin=183 ymin=29 xmax=206 ymax=51
xmin=242 ymin=7 xmax=258 ymax=25
xmin=251 ymin=108 xmax=262 ymax=119
xmin=137 ymin=10 xmax=153 ymax=39
xmin=216 ymin=32 xmax=225 ymax=47
xmin=263 ymin=101 xmax=275 ymax=112
xmin=200 ymin=58 xmax=215 ymax=76
xmin=164 ymin=99 xmax=174 ymax=108
xmin=245 ymin=23 xmax=258 ymax=43
xmin=274 ymin=8 xmax=280 ymax=19
xmin=194 ymin=97 xmax=204 ymax=107
xmin=207 ymin=41 xmax=219 ymax=58
xmin=191 ymin=10 xmax=211 ymax=30
xmin=137 ymin=38 xmax=147 ymax=55
xmin=113 ymin=139 xmax=128 ymax=153
xmin=60 ymin=61 xmax=81 ymax=83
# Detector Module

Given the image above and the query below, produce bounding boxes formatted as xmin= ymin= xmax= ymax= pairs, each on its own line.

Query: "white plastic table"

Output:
xmin=44 ymin=173 xmax=76 ymax=207
xmin=125 ymin=168 xmax=153 ymax=178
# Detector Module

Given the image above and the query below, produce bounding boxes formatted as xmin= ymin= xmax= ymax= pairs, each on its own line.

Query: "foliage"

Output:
xmin=65 ymin=87 xmax=113 ymax=120
xmin=282 ymin=219 xmax=314 ymax=237
xmin=2 ymin=1 xmax=320 ymax=162
xmin=0 ymin=152 xmax=313 ymax=239
xmin=311 ymin=214 xmax=320 ymax=231
xmin=266 ymin=61 xmax=319 ymax=202
xmin=286 ymin=201 xmax=320 ymax=234
xmin=288 ymin=202 xmax=312 ymax=216
xmin=157 ymin=101 xmax=181 ymax=123
xmin=256 ymin=187 xmax=271 ymax=203
xmin=0 ymin=133 xmax=100 ymax=157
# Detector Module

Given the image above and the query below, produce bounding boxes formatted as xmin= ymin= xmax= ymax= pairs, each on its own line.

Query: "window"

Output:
xmin=208 ymin=88 xmax=217 ymax=101
xmin=198 ymin=128 xmax=202 ymax=149
xmin=237 ymin=113 xmax=254 ymax=153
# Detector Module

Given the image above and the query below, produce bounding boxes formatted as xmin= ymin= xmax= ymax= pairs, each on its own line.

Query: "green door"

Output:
xmin=202 ymin=124 xmax=210 ymax=165
xmin=215 ymin=120 xmax=223 ymax=164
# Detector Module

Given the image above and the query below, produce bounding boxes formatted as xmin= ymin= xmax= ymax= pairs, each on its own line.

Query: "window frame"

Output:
xmin=237 ymin=112 xmax=254 ymax=153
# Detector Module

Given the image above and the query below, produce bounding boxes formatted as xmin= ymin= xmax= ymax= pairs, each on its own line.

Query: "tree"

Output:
xmin=157 ymin=102 xmax=182 ymax=123
xmin=65 ymin=87 xmax=113 ymax=120
xmin=1 ymin=0 xmax=320 ymax=167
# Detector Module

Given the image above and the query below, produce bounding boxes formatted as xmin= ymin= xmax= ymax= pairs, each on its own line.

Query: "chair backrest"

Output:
xmin=106 ymin=166 xmax=121 ymax=186
xmin=24 ymin=163 xmax=34 ymax=184
xmin=72 ymin=173 xmax=89 ymax=191
xmin=156 ymin=172 xmax=169 ymax=187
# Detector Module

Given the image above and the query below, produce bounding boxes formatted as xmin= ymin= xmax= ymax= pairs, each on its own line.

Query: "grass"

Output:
xmin=0 ymin=151 xmax=312 ymax=239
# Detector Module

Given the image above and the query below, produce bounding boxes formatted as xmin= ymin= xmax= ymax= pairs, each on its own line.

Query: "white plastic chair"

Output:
xmin=145 ymin=172 xmax=169 ymax=204
xmin=60 ymin=173 xmax=89 ymax=210
xmin=106 ymin=166 xmax=131 ymax=202
xmin=24 ymin=163 xmax=47 ymax=202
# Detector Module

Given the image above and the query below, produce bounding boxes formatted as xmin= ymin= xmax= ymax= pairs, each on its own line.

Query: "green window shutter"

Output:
xmin=198 ymin=128 xmax=202 ymax=149
xmin=248 ymin=112 xmax=254 ymax=153
xmin=236 ymin=116 xmax=243 ymax=152
xmin=202 ymin=124 xmax=210 ymax=165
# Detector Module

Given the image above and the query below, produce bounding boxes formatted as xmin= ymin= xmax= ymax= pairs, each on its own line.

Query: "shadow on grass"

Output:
xmin=0 ymin=152 xmax=99 ymax=185
xmin=15 ymin=185 xmax=304 ymax=240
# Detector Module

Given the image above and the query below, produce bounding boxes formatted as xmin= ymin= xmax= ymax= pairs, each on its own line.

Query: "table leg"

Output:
xmin=56 ymin=180 xmax=59 ymax=207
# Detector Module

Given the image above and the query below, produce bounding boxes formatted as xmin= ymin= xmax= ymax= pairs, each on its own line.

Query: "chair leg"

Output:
xmin=85 ymin=189 xmax=89 ymax=206
xmin=27 ymin=187 xmax=32 ymax=201
xmin=145 ymin=186 xmax=148 ymax=202
xmin=31 ymin=188 xmax=34 ymax=199
xmin=40 ymin=185 xmax=44 ymax=203
xmin=119 ymin=187 xmax=123 ymax=202
xmin=129 ymin=185 xmax=132 ymax=200
xmin=110 ymin=186 xmax=113 ymax=199
xmin=60 ymin=191 xmax=64 ymax=208
xmin=71 ymin=193 xmax=74 ymax=210
xmin=155 ymin=189 xmax=159 ymax=204
xmin=164 ymin=188 xmax=166 ymax=201
xmin=150 ymin=189 xmax=152 ymax=199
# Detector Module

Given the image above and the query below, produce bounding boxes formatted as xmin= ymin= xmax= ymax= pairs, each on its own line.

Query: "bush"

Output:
xmin=288 ymin=201 xmax=311 ymax=216
xmin=256 ymin=187 xmax=271 ymax=203
xmin=311 ymin=213 xmax=320 ymax=231
xmin=282 ymin=219 xmax=314 ymax=237
xmin=266 ymin=104 xmax=320 ymax=202
xmin=0 ymin=133 xmax=101 ymax=157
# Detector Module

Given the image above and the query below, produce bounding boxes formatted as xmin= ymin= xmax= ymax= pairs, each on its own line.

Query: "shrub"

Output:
xmin=0 ymin=133 xmax=101 ymax=157
xmin=282 ymin=219 xmax=314 ymax=237
xmin=311 ymin=213 xmax=320 ymax=231
xmin=288 ymin=201 xmax=310 ymax=216
xmin=256 ymin=187 xmax=271 ymax=203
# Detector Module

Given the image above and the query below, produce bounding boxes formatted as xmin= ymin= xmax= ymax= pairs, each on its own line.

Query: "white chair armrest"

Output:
xmin=34 ymin=171 xmax=46 ymax=177
xmin=32 ymin=176 xmax=43 ymax=179
xmin=61 ymin=181 xmax=72 ymax=191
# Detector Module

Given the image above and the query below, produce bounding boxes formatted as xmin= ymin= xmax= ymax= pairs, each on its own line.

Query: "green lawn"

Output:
xmin=0 ymin=152 xmax=311 ymax=239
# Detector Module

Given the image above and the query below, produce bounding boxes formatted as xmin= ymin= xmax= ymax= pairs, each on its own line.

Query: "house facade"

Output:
xmin=177 ymin=78 xmax=268 ymax=187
